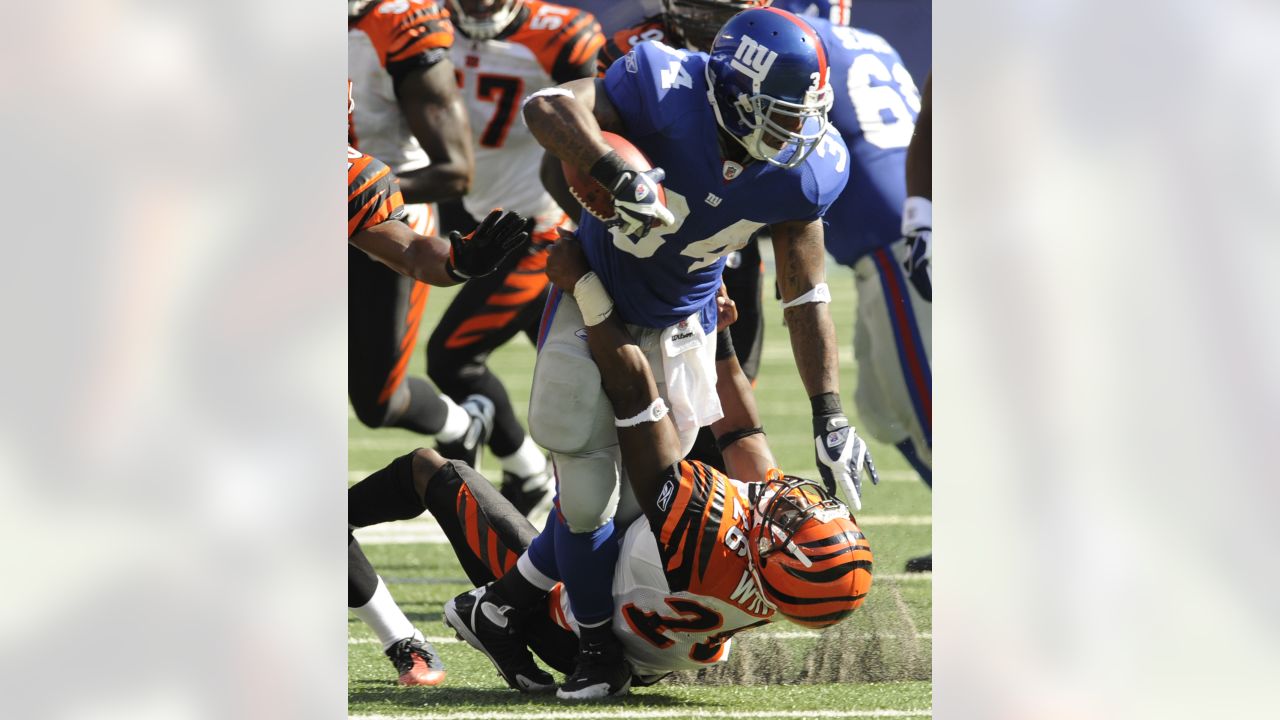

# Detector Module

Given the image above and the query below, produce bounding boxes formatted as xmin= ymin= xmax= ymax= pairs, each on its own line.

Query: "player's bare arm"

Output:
xmin=396 ymin=59 xmax=476 ymax=203
xmin=351 ymin=220 xmax=458 ymax=286
xmin=522 ymin=77 xmax=623 ymax=172
xmin=540 ymin=150 xmax=584 ymax=219
xmin=543 ymin=231 xmax=682 ymax=512
xmin=905 ymin=72 xmax=931 ymax=201
xmin=771 ymin=218 xmax=840 ymax=398
xmin=353 ymin=208 xmax=533 ymax=287
xmin=710 ymin=352 xmax=776 ymax=484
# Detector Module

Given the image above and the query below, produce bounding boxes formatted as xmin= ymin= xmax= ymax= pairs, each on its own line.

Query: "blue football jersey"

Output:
xmin=802 ymin=18 xmax=921 ymax=266
xmin=584 ymin=41 xmax=849 ymax=333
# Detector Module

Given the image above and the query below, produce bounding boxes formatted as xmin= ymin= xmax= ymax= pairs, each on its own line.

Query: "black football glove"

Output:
xmin=446 ymin=209 xmax=534 ymax=282
xmin=589 ymin=150 xmax=675 ymax=239
xmin=812 ymin=394 xmax=879 ymax=510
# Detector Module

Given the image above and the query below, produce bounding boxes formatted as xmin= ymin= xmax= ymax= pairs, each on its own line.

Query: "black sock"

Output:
xmin=348 ymin=531 xmax=379 ymax=608
xmin=391 ymin=377 xmax=452 ymax=435
xmin=349 ymin=453 xmax=424 ymax=528
xmin=492 ymin=567 xmax=549 ymax=609
xmin=580 ymin=619 xmax=617 ymax=647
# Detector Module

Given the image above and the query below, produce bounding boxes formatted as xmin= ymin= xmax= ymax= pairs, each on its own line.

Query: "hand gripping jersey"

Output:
xmin=452 ymin=0 xmax=603 ymax=225
xmin=551 ymin=460 xmax=776 ymax=677
xmin=803 ymin=18 xmax=921 ymax=265
xmin=583 ymin=41 xmax=849 ymax=334
xmin=349 ymin=0 xmax=455 ymax=173
xmin=348 ymin=146 xmax=408 ymax=238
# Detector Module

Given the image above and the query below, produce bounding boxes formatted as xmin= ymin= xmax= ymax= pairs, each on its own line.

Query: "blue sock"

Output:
xmin=896 ymin=439 xmax=932 ymax=488
xmin=525 ymin=506 xmax=561 ymax=580
xmin=554 ymin=515 xmax=619 ymax=626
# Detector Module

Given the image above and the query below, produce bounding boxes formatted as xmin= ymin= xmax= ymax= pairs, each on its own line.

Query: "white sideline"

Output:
xmin=350 ymin=711 xmax=931 ymax=719
xmin=354 ymin=516 xmax=930 ymax=545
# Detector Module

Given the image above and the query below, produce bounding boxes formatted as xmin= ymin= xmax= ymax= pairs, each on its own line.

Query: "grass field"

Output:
xmin=349 ymin=253 xmax=932 ymax=718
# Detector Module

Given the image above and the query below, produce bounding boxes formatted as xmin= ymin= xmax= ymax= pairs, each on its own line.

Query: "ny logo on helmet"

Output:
xmin=730 ymin=34 xmax=777 ymax=87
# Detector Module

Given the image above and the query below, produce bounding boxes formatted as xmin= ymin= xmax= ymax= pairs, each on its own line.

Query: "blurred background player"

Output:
xmin=900 ymin=69 xmax=930 ymax=571
xmin=771 ymin=0 xmax=852 ymax=25
xmin=348 ymin=139 xmax=534 ymax=685
xmin=797 ymin=18 xmax=931 ymax=571
xmin=553 ymin=0 xmax=662 ymax=34
xmin=423 ymin=0 xmax=605 ymax=515
xmin=349 ymin=1 xmax=489 ymax=456
xmin=517 ymin=7 xmax=877 ymax=698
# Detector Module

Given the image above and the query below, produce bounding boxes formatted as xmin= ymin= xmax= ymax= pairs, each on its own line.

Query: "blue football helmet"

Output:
xmin=705 ymin=7 xmax=834 ymax=168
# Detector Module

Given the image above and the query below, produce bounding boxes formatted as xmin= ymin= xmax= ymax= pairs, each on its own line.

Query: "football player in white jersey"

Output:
xmin=348 ymin=1 xmax=483 ymax=449
xmin=421 ymin=0 xmax=605 ymax=515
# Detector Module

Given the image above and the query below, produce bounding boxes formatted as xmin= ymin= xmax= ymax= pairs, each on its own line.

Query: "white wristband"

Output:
xmin=615 ymin=397 xmax=669 ymax=428
xmin=902 ymin=196 xmax=932 ymax=234
xmin=574 ymin=272 xmax=614 ymax=326
xmin=520 ymin=87 xmax=575 ymax=124
xmin=781 ymin=282 xmax=831 ymax=309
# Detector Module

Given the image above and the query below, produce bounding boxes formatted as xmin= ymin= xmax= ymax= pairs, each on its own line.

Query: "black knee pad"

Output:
xmin=348 ymin=452 xmax=423 ymax=528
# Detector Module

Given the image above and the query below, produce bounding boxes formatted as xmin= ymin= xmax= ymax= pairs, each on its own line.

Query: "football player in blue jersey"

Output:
xmin=797 ymin=18 xmax=931 ymax=569
xmin=445 ymin=6 xmax=878 ymax=700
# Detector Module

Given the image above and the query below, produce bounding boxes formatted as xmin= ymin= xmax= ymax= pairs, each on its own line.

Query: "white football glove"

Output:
xmin=589 ymin=151 xmax=675 ymax=239
xmin=901 ymin=196 xmax=931 ymax=302
xmin=814 ymin=414 xmax=879 ymax=511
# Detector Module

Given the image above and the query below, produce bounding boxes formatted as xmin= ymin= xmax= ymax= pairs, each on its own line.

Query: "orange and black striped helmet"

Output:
xmin=747 ymin=470 xmax=873 ymax=629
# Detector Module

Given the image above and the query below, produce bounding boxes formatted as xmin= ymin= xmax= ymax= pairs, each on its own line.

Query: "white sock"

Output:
xmin=499 ymin=436 xmax=546 ymax=477
xmin=516 ymin=552 xmax=559 ymax=592
xmin=351 ymin=576 xmax=420 ymax=651
xmin=435 ymin=397 xmax=471 ymax=443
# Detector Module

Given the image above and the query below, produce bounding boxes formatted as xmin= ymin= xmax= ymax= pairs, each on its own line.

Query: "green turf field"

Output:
xmin=349 ymin=256 xmax=932 ymax=718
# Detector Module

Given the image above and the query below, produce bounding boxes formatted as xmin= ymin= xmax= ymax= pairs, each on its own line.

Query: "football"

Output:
xmin=562 ymin=131 xmax=666 ymax=223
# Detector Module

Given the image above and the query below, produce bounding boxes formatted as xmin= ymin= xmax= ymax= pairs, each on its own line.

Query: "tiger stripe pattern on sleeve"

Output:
xmin=348 ymin=146 xmax=408 ymax=238
xmin=351 ymin=0 xmax=455 ymax=84
xmin=506 ymin=1 xmax=605 ymax=84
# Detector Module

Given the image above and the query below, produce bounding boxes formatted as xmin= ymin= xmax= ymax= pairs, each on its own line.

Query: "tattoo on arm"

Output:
xmin=772 ymin=220 xmax=840 ymax=397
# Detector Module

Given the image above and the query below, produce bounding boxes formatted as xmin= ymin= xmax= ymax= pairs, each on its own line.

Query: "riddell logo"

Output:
xmin=730 ymin=35 xmax=778 ymax=86
xmin=635 ymin=183 xmax=649 ymax=201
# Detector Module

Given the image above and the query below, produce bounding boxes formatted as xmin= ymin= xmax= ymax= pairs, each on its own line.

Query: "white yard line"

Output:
xmin=355 ymin=515 xmax=929 ymax=546
xmin=349 ymin=636 xmax=459 ymax=646
xmin=350 ymin=711 xmax=931 ymax=719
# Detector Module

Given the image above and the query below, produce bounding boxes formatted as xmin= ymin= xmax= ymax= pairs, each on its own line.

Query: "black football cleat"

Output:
xmin=437 ymin=394 xmax=495 ymax=469
xmin=557 ymin=632 xmax=632 ymax=700
xmin=385 ymin=635 xmax=446 ymax=686
xmin=444 ymin=585 xmax=556 ymax=693
xmin=905 ymin=553 xmax=932 ymax=573
xmin=501 ymin=463 xmax=555 ymax=519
